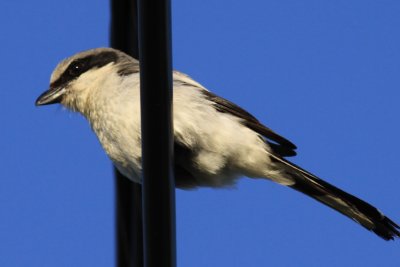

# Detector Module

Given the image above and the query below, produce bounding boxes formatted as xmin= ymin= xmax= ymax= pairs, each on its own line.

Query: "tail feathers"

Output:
xmin=271 ymin=156 xmax=400 ymax=240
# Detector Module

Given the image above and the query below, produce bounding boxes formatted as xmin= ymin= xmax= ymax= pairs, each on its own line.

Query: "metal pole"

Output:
xmin=110 ymin=0 xmax=143 ymax=266
xmin=137 ymin=0 xmax=176 ymax=266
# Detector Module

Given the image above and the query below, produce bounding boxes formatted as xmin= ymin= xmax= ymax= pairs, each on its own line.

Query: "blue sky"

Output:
xmin=1 ymin=0 xmax=400 ymax=266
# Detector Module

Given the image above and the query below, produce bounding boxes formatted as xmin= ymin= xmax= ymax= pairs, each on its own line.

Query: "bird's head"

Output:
xmin=35 ymin=48 xmax=139 ymax=113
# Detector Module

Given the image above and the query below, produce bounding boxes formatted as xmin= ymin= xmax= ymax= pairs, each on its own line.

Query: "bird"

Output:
xmin=36 ymin=47 xmax=399 ymax=240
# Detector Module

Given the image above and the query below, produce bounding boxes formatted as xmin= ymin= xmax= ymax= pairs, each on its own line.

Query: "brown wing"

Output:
xmin=202 ymin=90 xmax=297 ymax=157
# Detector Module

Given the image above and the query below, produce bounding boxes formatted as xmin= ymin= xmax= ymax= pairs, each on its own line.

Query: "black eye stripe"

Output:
xmin=50 ymin=51 xmax=118 ymax=89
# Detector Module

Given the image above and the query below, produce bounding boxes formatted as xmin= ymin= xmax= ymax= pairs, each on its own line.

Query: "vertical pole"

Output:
xmin=110 ymin=0 xmax=143 ymax=266
xmin=137 ymin=0 xmax=176 ymax=266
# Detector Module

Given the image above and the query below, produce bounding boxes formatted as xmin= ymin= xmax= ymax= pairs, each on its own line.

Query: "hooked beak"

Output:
xmin=35 ymin=86 xmax=66 ymax=106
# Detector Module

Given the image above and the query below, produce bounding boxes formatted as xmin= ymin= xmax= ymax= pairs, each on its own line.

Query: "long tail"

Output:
xmin=270 ymin=154 xmax=400 ymax=240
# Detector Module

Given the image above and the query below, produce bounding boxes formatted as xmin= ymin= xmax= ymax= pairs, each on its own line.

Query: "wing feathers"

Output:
xmin=201 ymin=90 xmax=297 ymax=157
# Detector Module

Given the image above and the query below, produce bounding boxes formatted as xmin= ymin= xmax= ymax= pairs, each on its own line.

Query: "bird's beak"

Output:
xmin=35 ymin=86 xmax=66 ymax=106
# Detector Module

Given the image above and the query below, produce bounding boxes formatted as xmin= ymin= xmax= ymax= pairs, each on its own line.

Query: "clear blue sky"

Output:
xmin=1 ymin=0 xmax=399 ymax=266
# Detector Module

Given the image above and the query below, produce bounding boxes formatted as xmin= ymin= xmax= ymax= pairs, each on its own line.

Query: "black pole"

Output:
xmin=137 ymin=0 xmax=176 ymax=266
xmin=110 ymin=1 xmax=143 ymax=267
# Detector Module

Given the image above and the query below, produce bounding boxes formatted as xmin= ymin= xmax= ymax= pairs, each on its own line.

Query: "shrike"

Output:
xmin=36 ymin=48 xmax=399 ymax=240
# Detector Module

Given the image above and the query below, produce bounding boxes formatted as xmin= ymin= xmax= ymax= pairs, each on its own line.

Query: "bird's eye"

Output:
xmin=68 ymin=60 xmax=86 ymax=77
